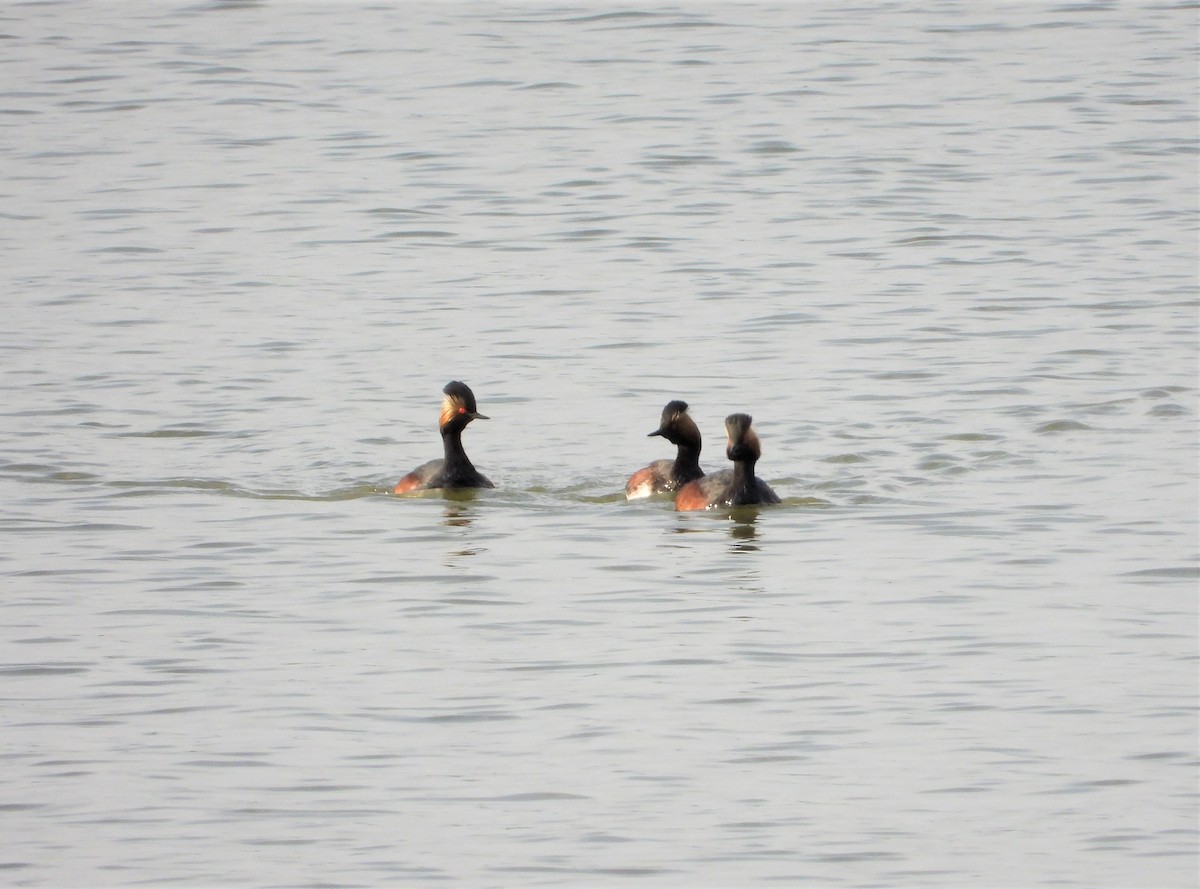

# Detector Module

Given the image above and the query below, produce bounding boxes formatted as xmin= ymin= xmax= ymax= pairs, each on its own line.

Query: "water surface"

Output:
xmin=1 ymin=2 xmax=1197 ymax=886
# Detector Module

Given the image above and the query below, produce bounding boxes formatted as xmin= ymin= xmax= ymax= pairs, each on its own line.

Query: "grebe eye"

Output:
xmin=458 ymin=406 xmax=467 ymax=414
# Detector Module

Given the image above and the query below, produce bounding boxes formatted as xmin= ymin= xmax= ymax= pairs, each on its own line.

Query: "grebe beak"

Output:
xmin=469 ymin=411 xmax=489 ymax=420
xmin=647 ymin=429 xmax=663 ymax=437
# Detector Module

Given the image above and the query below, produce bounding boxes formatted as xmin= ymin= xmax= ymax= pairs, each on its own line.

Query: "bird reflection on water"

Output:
xmin=441 ymin=499 xmax=477 ymax=529
xmin=440 ymin=498 xmax=483 ymax=565
xmin=728 ymin=509 xmax=761 ymax=552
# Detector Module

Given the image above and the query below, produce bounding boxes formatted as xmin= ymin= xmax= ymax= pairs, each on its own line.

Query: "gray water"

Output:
xmin=1 ymin=2 xmax=1197 ymax=887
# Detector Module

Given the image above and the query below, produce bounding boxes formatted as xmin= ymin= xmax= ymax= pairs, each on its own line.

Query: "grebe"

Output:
xmin=674 ymin=413 xmax=780 ymax=511
xmin=393 ymin=381 xmax=494 ymax=493
xmin=625 ymin=399 xmax=704 ymax=499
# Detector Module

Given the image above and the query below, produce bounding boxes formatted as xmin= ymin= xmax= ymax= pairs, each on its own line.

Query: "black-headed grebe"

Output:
xmin=675 ymin=413 xmax=780 ymax=511
xmin=625 ymin=399 xmax=705 ymax=499
xmin=394 ymin=381 xmax=494 ymax=494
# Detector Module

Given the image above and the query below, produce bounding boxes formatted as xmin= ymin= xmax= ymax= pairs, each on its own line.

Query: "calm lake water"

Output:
xmin=2 ymin=2 xmax=1197 ymax=887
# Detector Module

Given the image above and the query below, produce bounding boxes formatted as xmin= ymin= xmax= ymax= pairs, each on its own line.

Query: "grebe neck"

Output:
xmin=729 ymin=455 xmax=759 ymax=503
xmin=672 ymin=438 xmax=702 ymax=484
xmin=441 ymin=424 xmax=476 ymax=474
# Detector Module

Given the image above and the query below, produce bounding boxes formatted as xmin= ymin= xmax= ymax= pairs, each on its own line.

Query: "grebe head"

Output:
xmin=647 ymin=400 xmax=700 ymax=446
xmin=439 ymin=380 xmax=489 ymax=430
xmin=724 ymin=413 xmax=761 ymax=462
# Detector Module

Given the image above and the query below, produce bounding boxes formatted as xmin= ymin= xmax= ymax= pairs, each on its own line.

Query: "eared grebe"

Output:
xmin=393 ymin=381 xmax=494 ymax=494
xmin=625 ymin=399 xmax=705 ymax=499
xmin=674 ymin=413 xmax=781 ymax=511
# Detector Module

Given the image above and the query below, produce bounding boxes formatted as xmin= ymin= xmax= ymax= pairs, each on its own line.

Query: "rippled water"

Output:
xmin=2 ymin=2 xmax=1197 ymax=886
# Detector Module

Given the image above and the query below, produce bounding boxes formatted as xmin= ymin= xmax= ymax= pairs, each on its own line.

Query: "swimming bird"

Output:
xmin=394 ymin=381 xmax=494 ymax=493
xmin=674 ymin=413 xmax=780 ymax=511
xmin=625 ymin=399 xmax=704 ymax=499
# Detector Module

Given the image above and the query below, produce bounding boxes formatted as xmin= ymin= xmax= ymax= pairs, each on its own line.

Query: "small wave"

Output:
xmin=12 ymin=469 xmax=882 ymax=512
xmin=1035 ymin=420 xmax=1092 ymax=434
xmin=116 ymin=427 xmax=221 ymax=439
xmin=103 ymin=478 xmax=385 ymax=501
xmin=1120 ymin=566 xmax=1199 ymax=580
